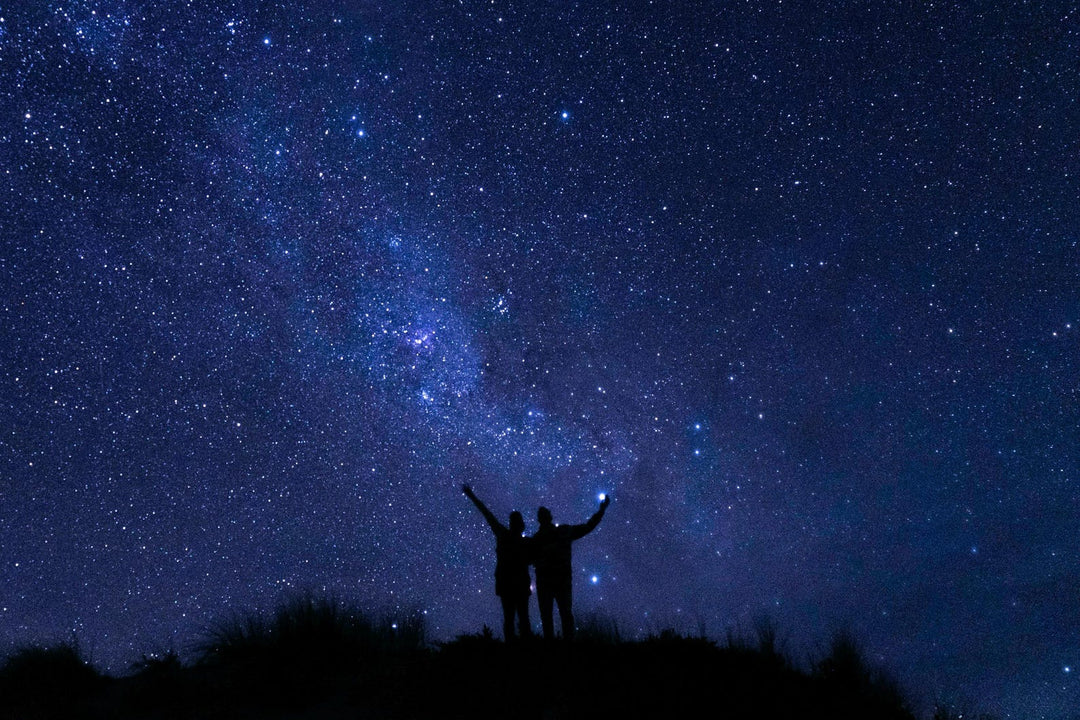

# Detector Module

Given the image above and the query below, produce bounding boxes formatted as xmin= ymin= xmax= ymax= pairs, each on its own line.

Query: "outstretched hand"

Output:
xmin=600 ymin=494 xmax=611 ymax=510
xmin=462 ymin=483 xmax=474 ymax=497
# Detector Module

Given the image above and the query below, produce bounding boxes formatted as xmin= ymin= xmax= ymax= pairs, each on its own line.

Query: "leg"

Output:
xmin=500 ymin=595 xmax=516 ymax=641
xmin=537 ymin=582 xmax=555 ymax=640
xmin=555 ymin=583 xmax=574 ymax=641
xmin=516 ymin=595 xmax=533 ymax=638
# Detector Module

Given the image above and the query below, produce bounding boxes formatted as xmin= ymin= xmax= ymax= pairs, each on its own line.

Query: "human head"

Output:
xmin=537 ymin=506 xmax=553 ymax=526
xmin=509 ymin=511 xmax=525 ymax=535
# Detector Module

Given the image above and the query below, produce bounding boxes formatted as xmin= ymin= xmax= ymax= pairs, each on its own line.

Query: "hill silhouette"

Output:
xmin=0 ymin=595 xmax=946 ymax=719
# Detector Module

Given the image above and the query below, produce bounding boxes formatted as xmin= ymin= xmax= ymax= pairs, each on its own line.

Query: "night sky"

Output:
xmin=2 ymin=1 xmax=1078 ymax=717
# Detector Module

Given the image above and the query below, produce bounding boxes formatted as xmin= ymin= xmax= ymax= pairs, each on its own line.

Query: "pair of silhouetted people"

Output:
xmin=463 ymin=484 xmax=610 ymax=641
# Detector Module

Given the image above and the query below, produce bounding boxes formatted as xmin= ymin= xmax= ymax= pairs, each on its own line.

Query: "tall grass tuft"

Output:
xmin=816 ymin=630 xmax=912 ymax=719
xmin=194 ymin=593 xmax=425 ymax=687
xmin=575 ymin=612 xmax=622 ymax=644
xmin=0 ymin=640 xmax=104 ymax=713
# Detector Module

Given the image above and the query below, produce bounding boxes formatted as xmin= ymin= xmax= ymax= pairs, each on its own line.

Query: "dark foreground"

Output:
xmin=0 ymin=600 xmax=917 ymax=719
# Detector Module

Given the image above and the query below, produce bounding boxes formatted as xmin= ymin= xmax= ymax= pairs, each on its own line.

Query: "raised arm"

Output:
xmin=568 ymin=495 xmax=611 ymax=540
xmin=462 ymin=484 xmax=505 ymax=535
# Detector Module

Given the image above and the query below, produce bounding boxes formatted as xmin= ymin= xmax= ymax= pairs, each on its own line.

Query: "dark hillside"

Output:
xmin=0 ymin=599 xmax=915 ymax=720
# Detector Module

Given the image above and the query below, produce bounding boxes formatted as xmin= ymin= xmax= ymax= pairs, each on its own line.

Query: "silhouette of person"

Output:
xmin=532 ymin=494 xmax=611 ymax=640
xmin=462 ymin=484 xmax=534 ymax=640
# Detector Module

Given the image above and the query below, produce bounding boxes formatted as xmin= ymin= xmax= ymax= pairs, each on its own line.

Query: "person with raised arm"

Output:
xmin=531 ymin=494 xmax=611 ymax=641
xmin=462 ymin=484 xmax=534 ymax=640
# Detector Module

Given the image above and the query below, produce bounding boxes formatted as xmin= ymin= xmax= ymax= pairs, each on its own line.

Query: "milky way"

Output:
xmin=2 ymin=3 xmax=1078 ymax=718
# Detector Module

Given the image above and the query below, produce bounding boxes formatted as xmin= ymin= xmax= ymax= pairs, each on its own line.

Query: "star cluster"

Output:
xmin=2 ymin=3 xmax=1078 ymax=718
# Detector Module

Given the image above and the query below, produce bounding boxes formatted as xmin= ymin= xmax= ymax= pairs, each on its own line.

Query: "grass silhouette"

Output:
xmin=195 ymin=593 xmax=424 ymax=669
xmin=0 ymin=596 xmax=944 ymax=719
xmin=190 ymin=594 xmax=427 ymax=714
xmin=0 ymin=640 xmax=105 ymax=719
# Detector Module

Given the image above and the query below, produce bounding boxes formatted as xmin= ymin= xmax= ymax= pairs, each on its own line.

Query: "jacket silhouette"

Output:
xmin=463 ymin=484 xmax=534 ymax=640
xmin=532 ymin=495 xmax=610 ymax=640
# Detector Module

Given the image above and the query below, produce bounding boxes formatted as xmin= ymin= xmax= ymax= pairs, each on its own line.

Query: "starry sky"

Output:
xmin=2 ymin=1 xmax=1078 ymax=717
